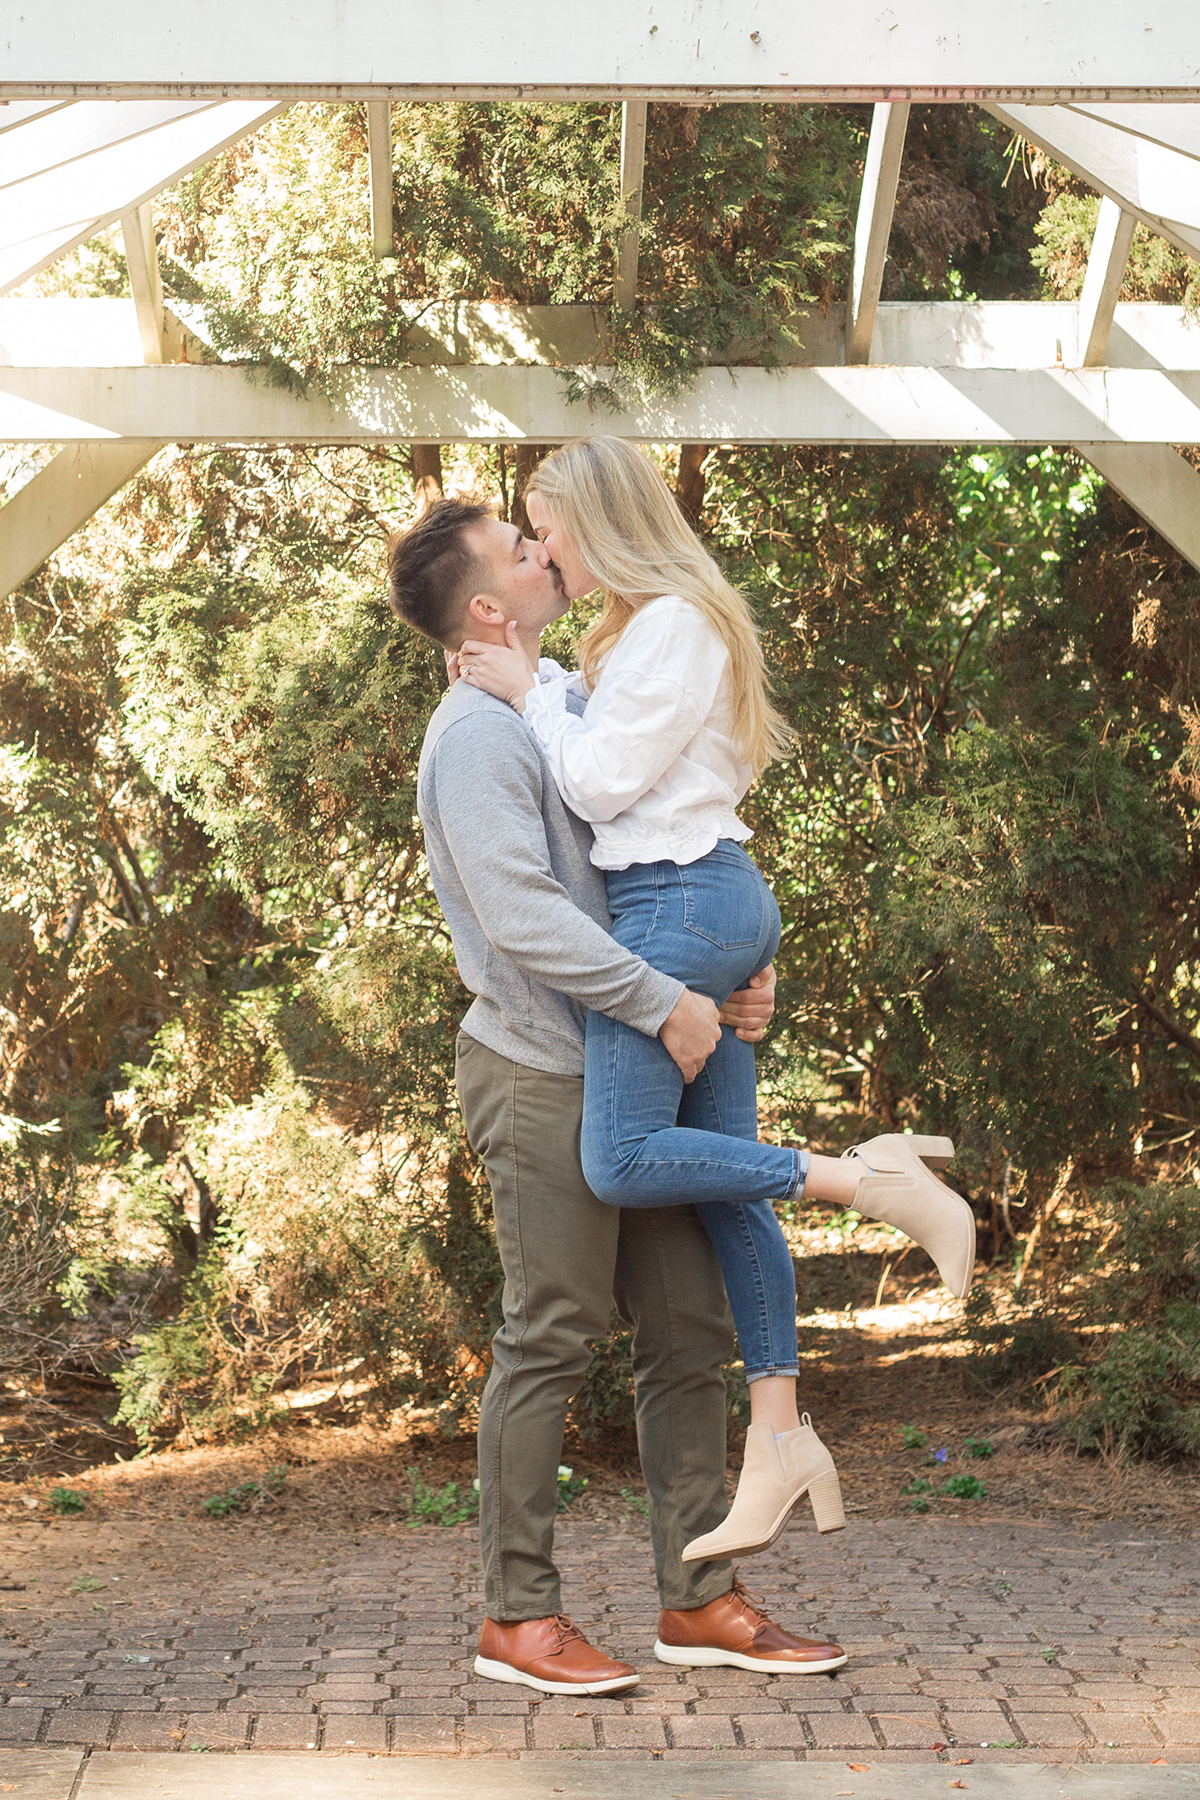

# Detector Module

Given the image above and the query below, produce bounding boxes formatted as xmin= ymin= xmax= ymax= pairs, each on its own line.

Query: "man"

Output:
xmin=388 ymin=497 xmax=845 ymax=1694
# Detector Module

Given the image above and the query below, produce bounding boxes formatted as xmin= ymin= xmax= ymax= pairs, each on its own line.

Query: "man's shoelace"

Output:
xmin=550 ymin=1613 xmax=585 ymax=1649
xmin=728 ymin=1579 xmax=772 ymax=1632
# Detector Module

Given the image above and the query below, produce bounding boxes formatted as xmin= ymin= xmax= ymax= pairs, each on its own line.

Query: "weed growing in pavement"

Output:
xmin=621 ymin=1487 xmax=650 ymax=1516
xmin=71 ymin=1576 xmax=104 ymax=1593
xmin=201 ymin=1465 xmax=288 ymax=1517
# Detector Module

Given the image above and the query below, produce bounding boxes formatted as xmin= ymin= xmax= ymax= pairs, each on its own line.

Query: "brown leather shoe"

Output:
xmin=655 ymin=1579 xmax=847 ymax=1675
xmin=475 ymin=1613 xmax=639 ymax=1695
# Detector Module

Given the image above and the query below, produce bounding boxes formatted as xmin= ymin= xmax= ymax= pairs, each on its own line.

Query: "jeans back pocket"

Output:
xmin=678 ymin=848 xmax=767 ymax=952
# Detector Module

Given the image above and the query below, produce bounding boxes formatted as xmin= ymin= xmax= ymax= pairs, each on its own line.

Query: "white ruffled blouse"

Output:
xmin=524 ymin=595 xmax=753 ymax=872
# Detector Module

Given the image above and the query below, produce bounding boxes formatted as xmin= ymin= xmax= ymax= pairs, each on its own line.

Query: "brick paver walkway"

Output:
xmin=2 ymin=1519 xmax=1198 ymax=1765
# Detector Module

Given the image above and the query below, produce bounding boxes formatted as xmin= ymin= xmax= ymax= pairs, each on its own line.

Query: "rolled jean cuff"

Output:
xmin=784 ymin=1147 xmax=809 ymax=1201
xmin=745 ymin=1364 xmax=801 ymax=1384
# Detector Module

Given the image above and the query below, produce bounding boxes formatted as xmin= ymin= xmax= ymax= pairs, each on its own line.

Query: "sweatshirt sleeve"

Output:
xmin=521 ymin=599 xmax=728 ymax=824
xmin=427 ymin=711 xmax=684 ymax=1034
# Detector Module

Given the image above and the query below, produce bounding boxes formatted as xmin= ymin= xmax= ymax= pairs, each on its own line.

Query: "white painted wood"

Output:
xmin=0 ymin=99 xmax=213 ymax=189
xmin=119 ymin=203 xmax=165 ymax=365
xmin=2 ymin=361 xmax=1200 ymax=446
xmin=4 ymin=297 xmax=1199 ymax=372
xmin=0 ymin=101 xmax=286 ymax=294
xmin=1078 ymin=198 xmax=1137 ymax=368
xmin=615 ymin=100 xmax=647 ymax=312
xmin=1080 ymin=443 xmax=1200 ymax=570
xmin=869 ymin=302 xmax=1200 ymax=371
xmin=0 ymin=439 xmax=157 ymax=598
xmin=367 ymin=100 xmax=393 ymax=259
xmin=1 ymin=2 xmax=1198 ymax=98
xmin=0 ymin=100 xmax=70 ymax=135
xmin=988 ymin=103 xmax=1200 ymax=261
xmin=846 ymin=102 xmax=909 ymax=365
xmin=0 ymin=299 xmax=197 ymax=366
xmin=1067 ymin=103 xmax=1200 ymax=165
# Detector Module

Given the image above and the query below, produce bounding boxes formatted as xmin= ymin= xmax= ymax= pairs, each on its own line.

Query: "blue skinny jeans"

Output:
xmin=581 ymin=840 xmax=804 ymax=1381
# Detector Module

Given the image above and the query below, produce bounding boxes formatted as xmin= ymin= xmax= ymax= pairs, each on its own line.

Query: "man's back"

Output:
xmin=417 ymin=680 xmax=679 ymax=1075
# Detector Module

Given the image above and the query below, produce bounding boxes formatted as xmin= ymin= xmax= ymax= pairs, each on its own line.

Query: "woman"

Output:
xmin=457 ymin=436 xmax=973 ymax=1563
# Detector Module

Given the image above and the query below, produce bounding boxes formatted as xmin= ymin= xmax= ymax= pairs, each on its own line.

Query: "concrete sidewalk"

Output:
xmin=3 ymin=1517 xmax=1199 ymax=1766
xmin=4 ymin=1749 xmax=1200 ymax=1798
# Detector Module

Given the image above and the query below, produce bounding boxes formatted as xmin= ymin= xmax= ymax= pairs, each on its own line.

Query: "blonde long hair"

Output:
xmin=525 ymin=437 xmax=791 ymax=776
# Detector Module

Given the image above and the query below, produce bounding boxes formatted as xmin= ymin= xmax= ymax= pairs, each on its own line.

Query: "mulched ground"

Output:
xmin=3 ymin=1276 xmax=1194 ymax=1534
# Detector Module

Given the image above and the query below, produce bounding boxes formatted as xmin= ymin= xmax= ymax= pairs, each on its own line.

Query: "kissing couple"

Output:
xmin=388 ymin=436 xmax=973 ymax=1695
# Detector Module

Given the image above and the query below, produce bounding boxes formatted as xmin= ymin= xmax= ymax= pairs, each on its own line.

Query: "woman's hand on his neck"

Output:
xmin=458 ymin=619 xmax=539 ymax=712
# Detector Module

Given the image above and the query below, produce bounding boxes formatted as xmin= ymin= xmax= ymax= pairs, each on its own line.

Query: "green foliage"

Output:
xmin=899 ymin=1425 xmax=929 ymax=1449
xmin=1033 ymin=189 xmax=1200 ymax=312
xmin=406 ymin=1466 xmax=478 ymax=1528
xmin=960 ymin=1286 xmax=1083 ymax=1396
xmin=556 ymin=1464 xmax=589 ymax=1512
xmin=152 ymin=103 xmax=861 ymax=407
xmin=964 ymin=1437 xmax=995 ymax=1459
xmin=942 ymin=1472 xmax=988 ymax=1500
xmin=6 ymin=104 xmax=1200 ymax=1468
xmin=874 ymin=721 xmax=1175 ymax=1167
xmin=964 ymin=1181 xmax=1200 ymax=1459
xmin=48 ymin=1487 xmax=86 ymax=1515
xmin=201 ymin=1465 xmax=288 ymax=1517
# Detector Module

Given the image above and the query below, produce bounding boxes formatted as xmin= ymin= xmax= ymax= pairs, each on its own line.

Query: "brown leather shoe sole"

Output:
xmin=473 ymin=1652 xmax=639 ymax=1695
xmin=653 ymin=1637 xmax=847 ymax=1675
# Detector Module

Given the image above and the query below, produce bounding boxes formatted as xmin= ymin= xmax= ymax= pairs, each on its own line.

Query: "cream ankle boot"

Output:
xmin=843 ymin=1133 xmax=975 ymax=1299
xmin=681 ymin=1416 xmax=845 ymax=1563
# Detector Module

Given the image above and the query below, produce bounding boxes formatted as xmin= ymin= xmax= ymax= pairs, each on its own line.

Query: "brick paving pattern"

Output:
xmin=2 ymin=1519 xmax=1198 ymax=1763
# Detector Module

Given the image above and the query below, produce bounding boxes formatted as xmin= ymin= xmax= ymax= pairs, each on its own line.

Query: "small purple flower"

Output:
xmin=934 ymin=1447 xmax=948 ymax=1464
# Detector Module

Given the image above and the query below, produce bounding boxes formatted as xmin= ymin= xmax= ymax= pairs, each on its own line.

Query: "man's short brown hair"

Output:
xmin=386 ymin=498 xmax=492 ymax=647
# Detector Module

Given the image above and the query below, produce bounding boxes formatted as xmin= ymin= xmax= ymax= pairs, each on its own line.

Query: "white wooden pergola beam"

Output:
xmin=0 ymin=100 xmax=286 ymax=294
xmin=2 ymin=1 xmax=1198 ymax=99
xmin=3 ymin=362 xmax=1200 ymax=447
xmin=987 ymin=103 xmax=1200 ymax=262
xmin=119 ymin=202 xmax=165 ymax=365
xmin=1066 ymin=104 xmax=1200 ymax=165
xmin=5 ymin=297 xmax=1200 ymax=373
xmin=0 ymin=440 xmax=158 ymax=599
xmin=1079 ymin=445 xmax=1200 ymax=569
xmin=367 ymin=101 xmax=393 ymax=259
xmin=615 ymin=100 xmax=648 ymax=312
xmin=1078 ymin=197 xmax=1137 ymax=369
xmin=846 ymin=103 xmax=909 ymax=365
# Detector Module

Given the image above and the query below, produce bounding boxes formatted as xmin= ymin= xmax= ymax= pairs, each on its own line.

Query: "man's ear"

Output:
xmin=465 ymin=591 xmax=508 ymax=630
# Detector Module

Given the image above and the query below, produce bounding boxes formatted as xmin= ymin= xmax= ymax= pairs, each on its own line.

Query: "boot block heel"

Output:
xmin=807 ymin=1468 xmax=846 ymax=1534
xmin=903 ymin=1134 xmax=956 ymax=1171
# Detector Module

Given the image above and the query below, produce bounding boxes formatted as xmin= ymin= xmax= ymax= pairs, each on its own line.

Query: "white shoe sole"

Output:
xmin=473 ymin=1653 xmax=639 ymax=1695
xmin=654 ymin=1638 xmax=847 ymax=1676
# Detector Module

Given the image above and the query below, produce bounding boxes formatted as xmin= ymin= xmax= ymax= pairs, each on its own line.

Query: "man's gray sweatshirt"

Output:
xmin=417 ymin=680 xmax=684 ymax=1076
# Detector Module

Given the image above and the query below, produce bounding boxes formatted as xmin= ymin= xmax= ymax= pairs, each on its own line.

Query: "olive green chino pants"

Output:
xmin=456 ymin=1031 xmax=736 ymax=1622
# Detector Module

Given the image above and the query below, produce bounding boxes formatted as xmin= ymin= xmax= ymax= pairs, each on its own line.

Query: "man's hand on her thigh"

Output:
xmin=659 ymin=989 xmax=722 ymax=1083
xmin=718 ymin=962 xmax=777 ymax=1043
